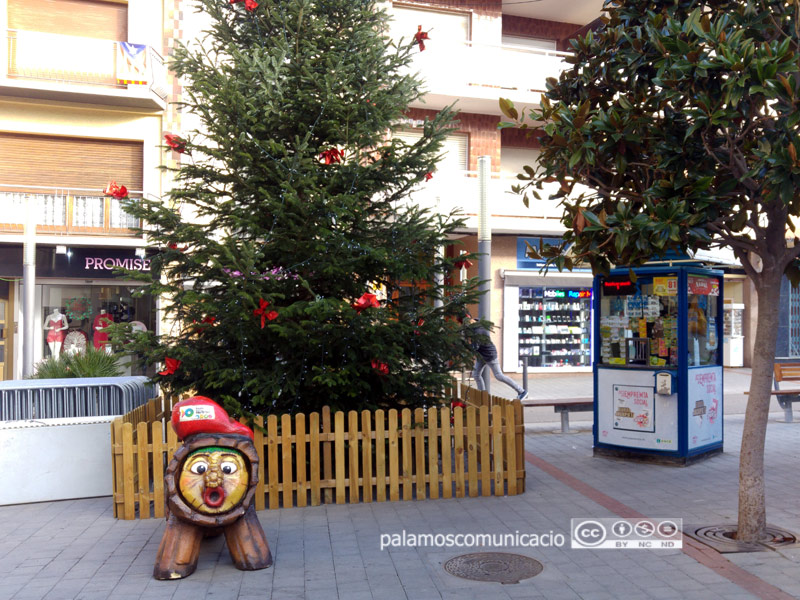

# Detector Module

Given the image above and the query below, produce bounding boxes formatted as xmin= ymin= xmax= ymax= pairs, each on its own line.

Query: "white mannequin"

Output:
xmin=44 ymin=308 xmax=69 ymax=358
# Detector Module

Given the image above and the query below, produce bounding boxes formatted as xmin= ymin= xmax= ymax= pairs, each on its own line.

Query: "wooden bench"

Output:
xmin=522 ymin=398 xmax=594 ymax=433
xmin=770 ymin=363 xmax=800 ymax=423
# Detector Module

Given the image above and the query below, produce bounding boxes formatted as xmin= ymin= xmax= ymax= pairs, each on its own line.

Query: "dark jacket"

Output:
xmin=473 ymin=326 xmax=498 ymax=362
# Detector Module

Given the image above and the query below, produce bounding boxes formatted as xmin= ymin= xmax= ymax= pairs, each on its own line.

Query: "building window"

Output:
xmin=41 ymin=283 xmax=155 ymax=375
xmin=391 ymin=5 xmax=470 ymax=44
xmin=501 ymin=35 xmax=558 ymax=51
xmin=393 ymin=130 xmax=469 ymax=172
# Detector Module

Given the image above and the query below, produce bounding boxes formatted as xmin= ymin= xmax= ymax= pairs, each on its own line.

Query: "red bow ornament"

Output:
xmin=164 ymin=133 xmax=187 ymax=154
xmin=244 ymin=0 xmax=258 ymax=10
xmin=352 ymin=293 xmax=380 ymax=313
xmin=320 ymin=148 xmax=343 ymax=165
xmin=167 ymin=241 xmax=188 ymax=252
xmin=266 ymin=310 xmax=278 ymax=321
xmin=414 ymin=318 xmax=424 ymax=336
xmin=454 ymin=257 xmax=473 ymax=270
xmin=158 ymin=357 xmax=182 ymax=376
xmin=253 ymin=298 xmax=270 ymax=328
xmin=371 ymin=359 xmax=389 ymax=376
xmin=424 ymin=172 xmax=433 ymax=181
xmin=414 ymin=25 xmax=430 ymax=51
xmin=450 ymin=399 xmax=467 ymax=424
xmin=103 ymin=181 xmax=128 ymax=199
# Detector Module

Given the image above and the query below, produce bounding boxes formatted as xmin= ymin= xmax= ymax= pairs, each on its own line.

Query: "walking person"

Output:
xmin=465 ymin=316 xmax=527 ymax=400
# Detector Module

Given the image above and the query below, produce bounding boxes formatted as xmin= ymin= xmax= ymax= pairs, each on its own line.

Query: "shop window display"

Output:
xmin=518 ymin=287 xmax=591 ymax=367
xmin=41 ymin=284 xmax=155 ymax=375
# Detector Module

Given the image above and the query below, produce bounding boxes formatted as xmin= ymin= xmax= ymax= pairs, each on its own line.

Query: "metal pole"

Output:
xmin=477 ymin=156 xmax=491 ymax=393
xmin=434 ymin=245 xmax=444 ymax=309
xmin=22 ymin=195 xmax=36 ymax=378
xmin=522 ymin=356 xmax=529 ymax=393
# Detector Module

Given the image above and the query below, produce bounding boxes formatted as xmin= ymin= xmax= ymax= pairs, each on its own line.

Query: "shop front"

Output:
xmin=500 ymin=237 xmax=594 ymax=373
xmin=0 ymin=244 xmax=157 ymax=380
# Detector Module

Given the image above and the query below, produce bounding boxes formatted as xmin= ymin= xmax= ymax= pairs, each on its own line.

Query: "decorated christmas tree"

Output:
xmin=120 ymin=0 xmax=481 ymax=416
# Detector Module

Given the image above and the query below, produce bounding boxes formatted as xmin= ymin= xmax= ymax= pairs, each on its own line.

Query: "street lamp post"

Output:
xmin=477 ymin=156 xmax=491 ymax=392
xmin=22 ymin=195 xmax=37 ymax=378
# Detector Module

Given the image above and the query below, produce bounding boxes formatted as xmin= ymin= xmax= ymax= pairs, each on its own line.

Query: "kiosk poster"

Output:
xmin=613 ymin=385 xmax=655 ymax=433
xmin=688 ymin=366 xmax=723 ymax=450
xmin=688 ymin=276 xmax=720 ymax=296
xmin=653 ymin=276 xmax=677 ymax=296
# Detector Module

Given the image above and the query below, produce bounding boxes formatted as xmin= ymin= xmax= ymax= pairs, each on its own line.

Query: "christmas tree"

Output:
xmin=120 ymin=0 xmax=482 ymax=416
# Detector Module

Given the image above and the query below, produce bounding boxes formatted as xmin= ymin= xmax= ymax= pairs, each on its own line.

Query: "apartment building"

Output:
xmin=0 ymin=0 xmax=753 ymax=382
xmin=0 ymin=0 xmax=180 ymax=378
xmin=388 ymin=0 xmax=604 ymax=373
xmin=0 ymin=0 xmax=607 ymax=379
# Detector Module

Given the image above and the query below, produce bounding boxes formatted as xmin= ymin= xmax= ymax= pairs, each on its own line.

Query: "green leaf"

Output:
xmin=568 ymin=149 xmax=584 ymax=168
xmin=499 ymin=98 xmax=519 ymax=121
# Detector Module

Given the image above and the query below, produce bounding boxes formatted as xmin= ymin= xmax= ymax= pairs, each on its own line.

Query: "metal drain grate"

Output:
xmin=443 ymin=552 xmax=543 ymax=584
xmin=684 ymin=524 xmax=799 ymax=553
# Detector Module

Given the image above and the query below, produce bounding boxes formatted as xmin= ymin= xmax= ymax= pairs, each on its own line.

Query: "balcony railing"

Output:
xmin=0 ymin=186 xmax=141 ymax=235
xmin=407 ymin=170 xmax=565 ymax=216
xmin=400 ymin=169 xmax=581 ymax=233
xmin=5 ymin=29 xmax=167 ymax=101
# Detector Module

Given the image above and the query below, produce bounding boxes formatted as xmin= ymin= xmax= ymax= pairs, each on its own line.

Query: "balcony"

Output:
xmin=402 ymin=40 xmax=569 ymax=115
xmin=405 ymin=170 xmax=570 ymax=234
xmin=2 ymin=30 xmax=167 ymax=110
xmin=0 ymin=187 xmax=141 ymax=237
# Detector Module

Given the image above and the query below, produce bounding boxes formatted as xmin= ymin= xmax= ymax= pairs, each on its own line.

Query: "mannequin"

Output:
xmin=93 ymin=309 xmax=114 ymax=354
xmin=44 ymin=308 xmax=69 ymax=357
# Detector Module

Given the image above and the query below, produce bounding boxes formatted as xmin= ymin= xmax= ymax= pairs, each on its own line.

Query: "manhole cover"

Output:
xmin=684 ymin=524 xmax=799 ymax=553
xmin=443 ymin=552 xmax=543 ymax=584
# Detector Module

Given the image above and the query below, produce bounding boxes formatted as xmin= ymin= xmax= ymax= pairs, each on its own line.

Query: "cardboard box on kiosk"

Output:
xmin=593 ymin=265 xmax=724 ymax=465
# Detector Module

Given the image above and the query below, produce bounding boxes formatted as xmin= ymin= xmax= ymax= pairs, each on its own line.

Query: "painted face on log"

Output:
xmin=178 ymin=447 xmax=249 ymax=514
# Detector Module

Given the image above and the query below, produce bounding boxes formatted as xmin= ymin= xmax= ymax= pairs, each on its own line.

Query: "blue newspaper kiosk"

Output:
xmin=592 ymin=265 xmax=724 ymax=465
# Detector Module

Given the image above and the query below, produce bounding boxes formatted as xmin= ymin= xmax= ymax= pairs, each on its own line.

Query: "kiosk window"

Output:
xmin=598 ymin=274 xmax=679 ymax=367
xmin=687 ymin=276 xmax=720 ymax=366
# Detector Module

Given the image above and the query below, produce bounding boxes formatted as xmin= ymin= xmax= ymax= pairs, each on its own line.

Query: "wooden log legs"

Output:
xmin=153 ymin=508 xmax=272 ymax=580
xmin=153 ymin=515 xmax=204 ymax=580
xmin=224 ymin=505 xmax=273 ymax=570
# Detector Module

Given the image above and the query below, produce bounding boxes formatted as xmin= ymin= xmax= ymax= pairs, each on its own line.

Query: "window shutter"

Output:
xmin=501 ymin=36 xmax=557 ymax=51
xmin=394 ymin=130 xmax=468 ymax=171
xmin=0 ymin=133 xmax=143 ymax=192
xmin=8 ymin=0 xmax=128 ymax=41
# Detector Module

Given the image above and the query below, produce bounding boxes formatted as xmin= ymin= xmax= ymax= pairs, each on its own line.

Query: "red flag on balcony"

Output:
xmin=116 ymin=42 xmax=149 ymax=85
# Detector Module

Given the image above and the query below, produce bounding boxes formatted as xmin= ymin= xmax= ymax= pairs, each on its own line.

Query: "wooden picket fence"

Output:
xmin=110 ymin=381 xmax=525 ymax=519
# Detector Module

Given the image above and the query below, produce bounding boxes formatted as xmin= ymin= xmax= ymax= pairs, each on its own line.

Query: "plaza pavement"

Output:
xmin=1 ymin=369 xmax=799 ymax=600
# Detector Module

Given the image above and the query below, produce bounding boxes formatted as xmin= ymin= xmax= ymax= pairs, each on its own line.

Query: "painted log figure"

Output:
xmin=153 ymin=396 xmax=273 ymax=580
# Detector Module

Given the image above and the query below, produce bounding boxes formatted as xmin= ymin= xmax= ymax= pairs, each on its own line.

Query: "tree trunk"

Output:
xmin=737 ymin=272 xmax=782 ymax=542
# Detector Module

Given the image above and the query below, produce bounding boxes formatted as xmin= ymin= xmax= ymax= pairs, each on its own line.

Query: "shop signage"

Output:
xmin=544 ymin=289 xmax=565 ymax=298
xmin=62 ymin=248 xmax=151 ymax=278
xmin=0 ymin=245 xmax=153 ymax=279
xmin=544 ymin=289 xmax=592 ymax=299
xmin=602 ymin=278 xmax=635 ymax=296
xmin=83 ymin=256 xmax=151 ymax=272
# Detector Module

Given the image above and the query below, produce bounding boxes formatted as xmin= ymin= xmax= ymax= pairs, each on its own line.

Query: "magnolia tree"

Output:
xmin=501 ymin=0 xmax=800 ymax=542
xmin=116 ymin=0 xmax=481 ymax=417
